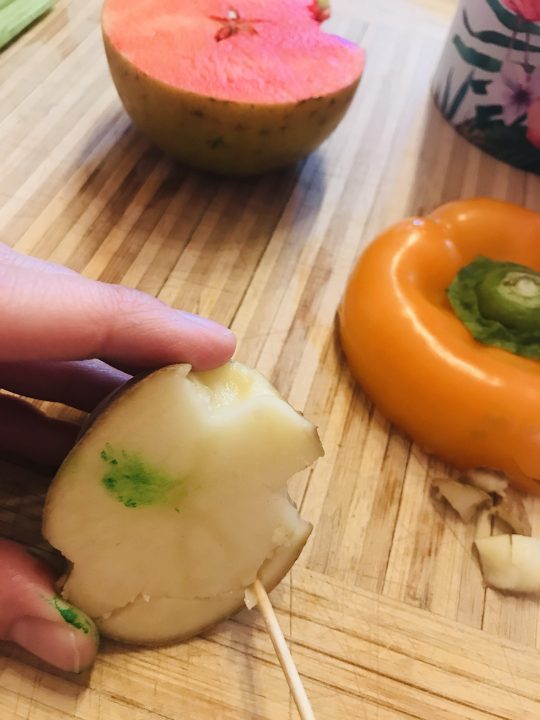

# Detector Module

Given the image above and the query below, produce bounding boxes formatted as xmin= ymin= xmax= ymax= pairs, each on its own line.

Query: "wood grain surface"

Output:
xmin=2 ymin=0 xmax=540 ymax=717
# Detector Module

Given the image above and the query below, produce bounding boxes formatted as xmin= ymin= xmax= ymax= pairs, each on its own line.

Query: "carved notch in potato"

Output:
xmin=43 ymin=361 xmax=323 ymax=645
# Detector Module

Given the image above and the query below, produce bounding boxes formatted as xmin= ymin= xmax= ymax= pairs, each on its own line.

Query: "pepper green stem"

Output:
xmin=447 ymin=256 xmax=540 ymax=359
xmin=477 ymin=267 xmax=540 ymax=331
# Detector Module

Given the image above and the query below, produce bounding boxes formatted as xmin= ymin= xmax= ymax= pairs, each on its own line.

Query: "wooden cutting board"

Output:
xmin=2 ymin=0 xmax=540 ymax=717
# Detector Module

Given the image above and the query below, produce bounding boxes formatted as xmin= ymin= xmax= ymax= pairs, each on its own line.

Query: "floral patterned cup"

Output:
xmin=433 ymin=0 xmax=540 ymax=173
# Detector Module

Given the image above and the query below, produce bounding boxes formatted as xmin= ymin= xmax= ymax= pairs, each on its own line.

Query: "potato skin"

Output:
xmin=102 ymin=35 xmax=361 ymax=176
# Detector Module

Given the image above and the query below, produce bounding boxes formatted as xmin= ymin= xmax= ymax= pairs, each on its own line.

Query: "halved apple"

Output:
xmin=43 ymin=361 xmax=323 ymax=644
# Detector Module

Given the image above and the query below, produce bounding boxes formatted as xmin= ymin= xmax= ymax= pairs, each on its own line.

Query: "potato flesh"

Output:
xmin=43 ymin=362 xmax=322 ymax=643
xmin=475 ymin=535 xmax=540 ymax=593
xmin=99 ymin=515 xmax=311 ymax=643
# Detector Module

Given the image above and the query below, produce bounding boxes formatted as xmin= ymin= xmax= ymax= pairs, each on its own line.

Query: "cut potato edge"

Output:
xmin=96 ymin=518 xmax=312 ymax=645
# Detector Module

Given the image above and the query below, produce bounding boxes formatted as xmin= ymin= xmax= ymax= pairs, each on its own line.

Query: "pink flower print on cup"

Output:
xmin=501 ymin=0 xmax=540 ymax=22
xmin=485 ymin=59 xmax=540 ymax=124
xmin=432 ymin=0 xmax=540 ymax=173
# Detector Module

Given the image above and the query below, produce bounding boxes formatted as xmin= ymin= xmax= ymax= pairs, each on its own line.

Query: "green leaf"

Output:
xmin=438 ymin=70 xmax=453 ymax=115
xmin=446 ymin=71 xmax=473 ymax=121
xmin=452 ymin=35 xmax=502 ymax=73
xmin=448 ymin=256 xmax=540 ymax=359
xmin=464 ymin=8 xmax=540 ymax=52
xmin=0 ymin=0 xmax=53 ymax=49
xmin=485 ymin=0 xmax=540 ymax=37
xmin=475 ymin=104 xmax=503 ymax=122
xmin=471 ymin=79 xmax=490 ymax=95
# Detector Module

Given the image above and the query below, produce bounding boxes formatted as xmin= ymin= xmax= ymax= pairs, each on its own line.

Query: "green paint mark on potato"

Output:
xmin=100 ymin=444 xmax=184 ymax=508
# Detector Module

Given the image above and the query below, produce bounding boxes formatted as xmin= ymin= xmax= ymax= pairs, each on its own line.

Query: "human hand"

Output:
xmin=0 ymin=243 xmax=236 ymax=672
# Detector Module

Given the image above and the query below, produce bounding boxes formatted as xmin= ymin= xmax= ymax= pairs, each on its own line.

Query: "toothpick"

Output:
xmin=250 ymin=578 xmax=317 ymax=720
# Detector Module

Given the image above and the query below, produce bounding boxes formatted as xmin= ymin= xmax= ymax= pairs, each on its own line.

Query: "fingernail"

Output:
xmin=50 ymin=596 xmax=96 ymax=639
xmin=8 ymin=615 xmax=98 ymax=673
xmin=179 ymin=311 xmax=235 ymax=337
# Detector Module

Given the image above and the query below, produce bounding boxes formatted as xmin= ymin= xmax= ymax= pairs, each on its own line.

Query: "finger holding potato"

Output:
xmin=0 ymin=243 xmax=236 ymax=671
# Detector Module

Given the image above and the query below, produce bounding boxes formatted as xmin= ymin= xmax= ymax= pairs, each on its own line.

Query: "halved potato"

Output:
xmin=43 ymin=361 xmax=323 ymax=644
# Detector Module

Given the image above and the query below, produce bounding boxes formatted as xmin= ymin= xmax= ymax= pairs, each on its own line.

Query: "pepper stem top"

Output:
xmin=448 ymin=256 xmax=540 ymax=358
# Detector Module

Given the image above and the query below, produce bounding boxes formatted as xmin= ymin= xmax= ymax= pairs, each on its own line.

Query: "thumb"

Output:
xmin=0 ymin=539 xmax=98 ymax=672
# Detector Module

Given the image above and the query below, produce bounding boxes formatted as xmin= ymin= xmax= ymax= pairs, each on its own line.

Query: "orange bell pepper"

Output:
xmin=339 ymin=198 xmax=540 ymax=495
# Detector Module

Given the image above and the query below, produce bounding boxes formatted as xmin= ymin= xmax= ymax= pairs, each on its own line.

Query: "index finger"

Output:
xmin=0 ymin=246 xmax=236 ymax=371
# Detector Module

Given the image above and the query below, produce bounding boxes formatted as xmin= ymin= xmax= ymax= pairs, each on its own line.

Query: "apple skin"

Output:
xmin=43 ymin=362 xmax=323 ymax=645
